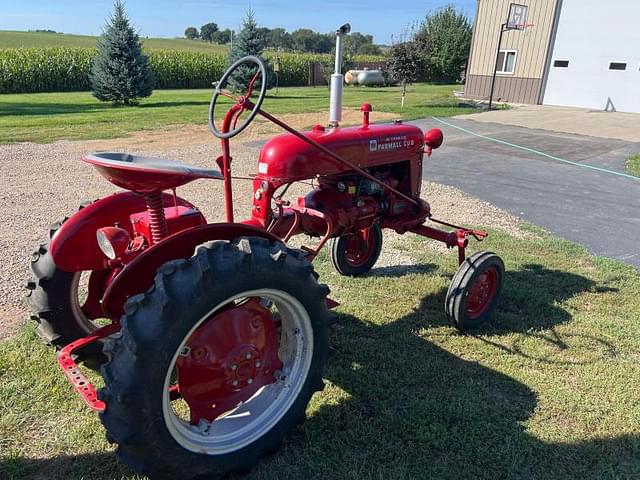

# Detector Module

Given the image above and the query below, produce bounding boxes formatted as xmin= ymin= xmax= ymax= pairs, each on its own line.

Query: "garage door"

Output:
xmin=542 ymin=0 xmax=640 ymax=113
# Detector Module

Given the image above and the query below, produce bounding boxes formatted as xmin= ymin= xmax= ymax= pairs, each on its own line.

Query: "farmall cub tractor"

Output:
xmin=27 ymin=25 xmax=504 ymax=480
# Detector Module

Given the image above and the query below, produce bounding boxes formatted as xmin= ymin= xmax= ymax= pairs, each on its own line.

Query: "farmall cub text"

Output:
xmin=27 ymin=24 xmax=504 ymax=480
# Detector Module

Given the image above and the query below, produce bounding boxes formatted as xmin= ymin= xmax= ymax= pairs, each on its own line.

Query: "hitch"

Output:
xmin=57 ymin=323 xmax=120 ymax=412
xmin=411 ymin=217 xmax=488 ymax=265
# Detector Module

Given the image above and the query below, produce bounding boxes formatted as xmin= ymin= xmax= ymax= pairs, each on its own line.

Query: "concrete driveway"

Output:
xmin=456 ymin=104 xmax=640 ymax=143
xmin=412 ymin=117 xmax=640 ymax=268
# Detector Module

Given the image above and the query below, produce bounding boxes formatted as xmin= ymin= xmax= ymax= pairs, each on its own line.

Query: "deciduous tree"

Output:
xmin=415 ymin=5 xmax=471 ymax=82
xmin=184 ymin=26 xmax=199 ymax=40
xmin=200 ymin=22 xmax=219 ymax=43
xmin=385 ymin=41 xmax=424 ymax=106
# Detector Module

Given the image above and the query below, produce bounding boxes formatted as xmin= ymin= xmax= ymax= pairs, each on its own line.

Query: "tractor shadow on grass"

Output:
xmin=368 ymin=262 xmax=438 ymax=277
xmin=369 ymin=261 xmax=620 ymax=365
xmin=1 ymin=264 xmax=633 ymax=480
xmin=244 ymin=263 xmax=636 ymax=479
xmin=385 ymin=262 xmax=617 ymax=334
xmin=0 ymin=452 xmax=132 ymax=480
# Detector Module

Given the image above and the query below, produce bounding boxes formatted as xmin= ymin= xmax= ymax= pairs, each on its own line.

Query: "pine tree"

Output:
xmin=91 ymin=0 xmax=154 ymax=105
xmin=227 ymin=9 xmax=273 ymax=93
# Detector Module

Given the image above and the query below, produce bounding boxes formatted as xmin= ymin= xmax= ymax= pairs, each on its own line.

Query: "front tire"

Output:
xmin=99 ymin=237 xmax=329 ymax=480
xmin=329 ymin=223 xmax=383 ymax=276
xmin=445 ymin=251 xmax=504 ymax=331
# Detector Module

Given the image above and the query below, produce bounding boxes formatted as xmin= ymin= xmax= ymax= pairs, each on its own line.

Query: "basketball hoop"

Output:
xmin=488 ymin=3 xmax=535 ymax=110
xmin=506 ymin=3 xmax=529 ymax=29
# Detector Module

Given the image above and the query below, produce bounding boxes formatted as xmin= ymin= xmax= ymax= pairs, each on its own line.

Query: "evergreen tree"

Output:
xmin=91 ymin=0 xmax=154 ymax=105
xmin=227 ymin=9 xmax=273 ymax=92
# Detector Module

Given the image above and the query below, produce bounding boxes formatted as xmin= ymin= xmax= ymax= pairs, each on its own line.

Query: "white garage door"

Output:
xmin=543 ymin=0 xmax=640 ymax=113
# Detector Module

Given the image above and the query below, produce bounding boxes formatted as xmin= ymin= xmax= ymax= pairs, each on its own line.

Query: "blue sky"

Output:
xmin=0 ymin=0 xmax=477 ymax=44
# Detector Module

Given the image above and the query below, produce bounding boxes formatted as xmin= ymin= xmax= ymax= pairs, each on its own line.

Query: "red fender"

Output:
xmin=101 ymin=223 xmax=282 ymax=319
xmin=50 ymin=192 xmax=202 ymax=272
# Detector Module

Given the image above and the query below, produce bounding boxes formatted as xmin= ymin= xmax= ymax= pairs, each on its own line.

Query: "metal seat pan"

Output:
xmin=83 ymin=152 xmax=224 ymax=193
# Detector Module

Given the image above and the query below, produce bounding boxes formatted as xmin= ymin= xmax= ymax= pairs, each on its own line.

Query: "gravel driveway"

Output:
xmin=0 ymin=124 xmax=524 ymax=339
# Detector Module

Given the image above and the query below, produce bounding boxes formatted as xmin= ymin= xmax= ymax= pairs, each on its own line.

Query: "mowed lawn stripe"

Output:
xmin=0 ymin=84 xmax=472 ymax=144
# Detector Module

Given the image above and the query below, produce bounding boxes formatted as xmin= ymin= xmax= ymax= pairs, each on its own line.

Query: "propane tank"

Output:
xmin=357 ymin=69 xmax=385 ymax=86
xmin=345 ymin=70 xmax=363 ymax=85
xmin=329 ymin=23 xmax=351 ymax=126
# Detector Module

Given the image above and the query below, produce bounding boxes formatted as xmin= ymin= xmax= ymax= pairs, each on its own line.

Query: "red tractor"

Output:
xmin=27 ymin=24 xmax=504 ymax=480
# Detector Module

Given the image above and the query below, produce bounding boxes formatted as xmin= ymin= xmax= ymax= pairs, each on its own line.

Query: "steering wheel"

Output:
xmin=208 ymin=55 xmax=268 ymax=139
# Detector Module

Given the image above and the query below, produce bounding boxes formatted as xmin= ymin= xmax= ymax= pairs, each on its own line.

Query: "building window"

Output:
xmin=609 ymin=62 xmax=627 ymax=71
xmin=553 ymin=60 xmax=569 ymax=68
xmin=496 ymin=50 xmax=517 ymax=74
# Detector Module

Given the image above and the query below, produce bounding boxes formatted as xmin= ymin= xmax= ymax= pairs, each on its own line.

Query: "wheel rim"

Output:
xmin=466 ymin=267 xmax=498 ymax=319
xmin=162 ymin=289 xmax=314 ymax=455
xmin=344 ymin=228 xmax=376 ymax=268
xmin=69 ymin=270 xmax=111 ymax=334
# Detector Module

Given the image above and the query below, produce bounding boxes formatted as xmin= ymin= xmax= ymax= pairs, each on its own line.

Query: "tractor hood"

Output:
xmin=257 ymin=122 xmax=424 ymax=181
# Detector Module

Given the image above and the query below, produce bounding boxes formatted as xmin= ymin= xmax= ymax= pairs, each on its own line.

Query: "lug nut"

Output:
xmin=232 ymin=380 xmax=239 ymax=387
xmin=245 ymin=352 xmax=252 ymax=360
xmin=255 ymin=361 xmax=261 ymax=368
xmin=247 ymin=378 xmax=253 ymax=385
xmin=231 ymin=364 xmax=237 ymax=371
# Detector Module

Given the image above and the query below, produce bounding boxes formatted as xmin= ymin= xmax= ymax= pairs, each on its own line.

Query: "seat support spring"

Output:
xmin=144 ymin=192 xmax=169 ymax=243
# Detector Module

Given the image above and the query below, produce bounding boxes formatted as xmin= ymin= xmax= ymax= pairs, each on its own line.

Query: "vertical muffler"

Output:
xmin=329 ymin=23 xmax=351 ymax=127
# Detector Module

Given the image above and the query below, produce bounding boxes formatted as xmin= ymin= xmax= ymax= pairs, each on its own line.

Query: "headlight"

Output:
xmin=96 ymin=227 xmax=131 ymax=260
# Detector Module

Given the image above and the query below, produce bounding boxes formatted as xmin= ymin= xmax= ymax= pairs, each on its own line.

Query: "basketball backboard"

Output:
xmin=506 ymin=3 xmax=529 ymax=29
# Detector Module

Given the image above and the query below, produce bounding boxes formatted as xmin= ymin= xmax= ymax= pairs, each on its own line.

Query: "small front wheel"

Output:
xmin=329 ymin=224 xmax=383 ymax=276
xmin=445 ymin=251 xmax=504 ymax=331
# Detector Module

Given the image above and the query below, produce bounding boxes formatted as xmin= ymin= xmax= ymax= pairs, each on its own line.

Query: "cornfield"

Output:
xmin=0 ymin=47 xmax=385 ymax=93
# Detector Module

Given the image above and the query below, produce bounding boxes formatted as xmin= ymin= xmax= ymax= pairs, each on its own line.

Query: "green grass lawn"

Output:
xmin=626 ymin=154 xmax=640 ymax=177
xmin=0 ymin=30 xmax=227 ymax=52
xmin=1 ymin=224 xmax=639 ymax=479
xmin=0 ymin=84 xmax=472 ymax=144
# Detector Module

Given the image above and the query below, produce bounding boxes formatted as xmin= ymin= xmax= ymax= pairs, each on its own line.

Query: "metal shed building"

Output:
xmin=464 ymin=0 xmax=640 ymax=113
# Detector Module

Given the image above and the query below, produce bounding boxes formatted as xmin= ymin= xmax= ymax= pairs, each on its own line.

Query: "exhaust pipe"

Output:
xmin=329 ymin=23 xmax=351 ymax=127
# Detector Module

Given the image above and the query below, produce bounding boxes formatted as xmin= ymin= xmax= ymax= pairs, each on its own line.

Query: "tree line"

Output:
xmin=184 ymin=23 xmax=381 ymax=55
xmin=87 ymin=0 xmax=471 ymax=105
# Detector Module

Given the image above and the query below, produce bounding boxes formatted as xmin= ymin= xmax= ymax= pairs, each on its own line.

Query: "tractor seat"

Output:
xmin=83 ymin=152 xmax=224 ymax=193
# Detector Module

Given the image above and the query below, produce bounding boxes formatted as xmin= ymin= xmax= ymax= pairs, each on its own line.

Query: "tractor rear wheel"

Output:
xmin=99 ymin=237 xmax=329 ymax=480
xmin=445 ymin=251 xmax=504 ymax=331
xmin=27 ymin=205 xmax=110 ymax=368
xmin=329 ymin=223 xmax=382 ymax=276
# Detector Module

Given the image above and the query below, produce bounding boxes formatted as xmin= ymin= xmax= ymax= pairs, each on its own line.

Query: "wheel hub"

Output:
xmin=176 ymin=298 xmax=282 ymax=424
xmin=345 ymin=229 xmax=374 ymax=266
xmin=467 ymin=268 xmax=498 ymax=318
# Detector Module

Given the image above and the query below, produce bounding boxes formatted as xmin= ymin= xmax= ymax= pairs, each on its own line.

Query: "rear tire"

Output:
xmin=99 ymin=237 xmax=329 ymax=480
xmin=329 ymin=223 xmax=383 ymax=276
xmin=445 ymin=251 xmax=504 ymax=331
xmin=27 ymin=205 xmax=108 ymax=368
